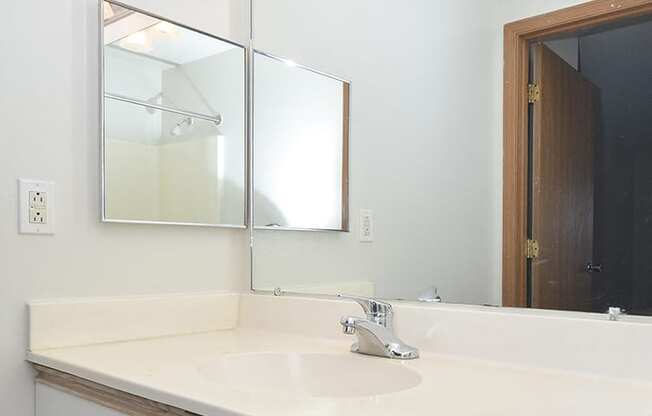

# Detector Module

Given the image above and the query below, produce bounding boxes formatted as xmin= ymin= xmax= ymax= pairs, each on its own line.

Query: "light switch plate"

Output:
xmin=18 ymin=179 xmax=55 ymax=235
xmin=359 ymin=209 xmax=374 ymax=242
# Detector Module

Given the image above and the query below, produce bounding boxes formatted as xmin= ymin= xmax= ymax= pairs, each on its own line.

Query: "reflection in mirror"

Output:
xmin=253 ymin=51 xmax=350 ymax=231
xmin=250 ymin=1 xmax=652 ymax=318
xmin=249 ymin=2 xmax=499 ymax=303
xmin=102 ymin=1 xmax=246 ymax=226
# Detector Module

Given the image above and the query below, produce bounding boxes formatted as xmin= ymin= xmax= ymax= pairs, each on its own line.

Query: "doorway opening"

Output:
xmin=502 ymin=0 xmax=652 ymax=314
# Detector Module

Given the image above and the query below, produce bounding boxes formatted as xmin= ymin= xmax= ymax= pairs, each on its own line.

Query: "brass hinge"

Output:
xmin=528 ymin=83 xmax=540 ymax=103
xmin=526 ymin=239 xmax=540 ymax=259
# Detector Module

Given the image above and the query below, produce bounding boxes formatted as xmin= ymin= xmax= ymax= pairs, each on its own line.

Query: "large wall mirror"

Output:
xmin=100 ymin=1 xmax=652 ymax=319
xmin=249 ymin=1 xmax=652 ymax=318
xmin=101 ymin=1 xmax=246 ymax=227
xmin=253 ymin=51 xmax=350 ymax=231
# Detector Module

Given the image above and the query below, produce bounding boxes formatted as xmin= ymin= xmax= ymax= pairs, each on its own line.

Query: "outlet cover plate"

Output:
xmin=18 ymin=179 xmax=55 ymax=235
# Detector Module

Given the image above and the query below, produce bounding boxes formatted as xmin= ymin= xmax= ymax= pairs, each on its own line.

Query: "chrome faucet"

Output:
xmin=338 ymin=295 xmax=419 ymax=360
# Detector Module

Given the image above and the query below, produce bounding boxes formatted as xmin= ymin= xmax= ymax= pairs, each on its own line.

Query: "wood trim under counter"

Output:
xmin=34 ymin=365 xmax=200 ymax=416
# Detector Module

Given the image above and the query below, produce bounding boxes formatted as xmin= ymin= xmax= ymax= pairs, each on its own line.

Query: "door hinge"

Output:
xmin=526 ymin=239 xmax=540 ymax=259
xmin=528 ymin=83 xmax=540 ymax=103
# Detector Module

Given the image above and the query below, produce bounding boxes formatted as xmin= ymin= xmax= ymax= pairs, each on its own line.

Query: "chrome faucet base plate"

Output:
xmin=350 ymin=342 xmax=420 ymax=360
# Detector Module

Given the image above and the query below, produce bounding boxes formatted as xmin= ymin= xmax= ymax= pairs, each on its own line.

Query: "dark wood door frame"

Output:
xmin=502 ymin=0 xmax=652 ymax=307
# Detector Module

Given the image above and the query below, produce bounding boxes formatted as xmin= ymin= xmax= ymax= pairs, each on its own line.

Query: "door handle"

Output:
xmin=586 ymin=262 xmax=603 ymax=273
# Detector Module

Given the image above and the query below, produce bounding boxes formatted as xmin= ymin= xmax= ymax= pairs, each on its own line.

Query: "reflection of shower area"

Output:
xmin=102 ymin=2 xmax=245 ymax=225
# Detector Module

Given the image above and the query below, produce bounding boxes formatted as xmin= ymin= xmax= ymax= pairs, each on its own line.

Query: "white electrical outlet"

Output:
xmin=359 ymin=209 xmax=374 ymax=242
xmin=29 ymin=191 xmax=47 ymax=208
xmin=29 ymin=208 xmax=47 ymax=224
xmin=18 ymin=179 xmax=55 ymax=235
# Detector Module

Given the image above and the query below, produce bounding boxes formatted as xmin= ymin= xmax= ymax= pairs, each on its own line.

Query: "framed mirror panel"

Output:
xmin=252 ymin=51 xmax=350 ymax=232
xmin=101 ymin=1 xmax=247 ymax=227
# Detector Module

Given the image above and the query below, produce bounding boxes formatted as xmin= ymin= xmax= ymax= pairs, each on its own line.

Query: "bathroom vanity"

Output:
xmin=28 ymin=293 xmax=652 ymax=416
xmin=25 ymin=1 xmax=652 ymax=415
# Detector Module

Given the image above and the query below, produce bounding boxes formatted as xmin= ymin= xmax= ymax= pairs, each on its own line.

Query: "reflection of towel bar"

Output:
xmin=105 ymin=93 xmax=223 ymax=125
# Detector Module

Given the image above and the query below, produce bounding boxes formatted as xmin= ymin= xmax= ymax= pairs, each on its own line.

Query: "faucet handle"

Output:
xmin=337 ymin=294 xmax=393 ymax=317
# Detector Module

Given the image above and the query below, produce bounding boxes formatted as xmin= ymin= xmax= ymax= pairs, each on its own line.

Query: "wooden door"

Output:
xmin=530 ymin=44 xmax=599 ymax=312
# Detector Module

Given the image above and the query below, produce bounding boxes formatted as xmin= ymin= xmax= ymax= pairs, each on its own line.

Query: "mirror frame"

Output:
xmin=99 ymin=0 xmax=249 ymax=229
xmin=250 ymin=49 xmax=351 ymax=233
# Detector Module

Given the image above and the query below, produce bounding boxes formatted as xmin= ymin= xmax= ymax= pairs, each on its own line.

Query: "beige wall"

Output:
xmin=108 ymin=135 xmax=239 ymax=226
xmin=105 ymin=140 xmax=160 ymax=220
xmin=159 ymin=136 xmax=221 ymax=224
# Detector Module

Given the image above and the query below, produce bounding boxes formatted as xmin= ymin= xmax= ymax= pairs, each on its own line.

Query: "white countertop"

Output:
xmin=28 ymin=328 xmax=652 ymax=416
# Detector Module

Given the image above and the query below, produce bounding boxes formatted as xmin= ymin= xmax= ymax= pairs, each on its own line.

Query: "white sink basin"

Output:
xmin=198 ymin=352 xmax=422 ymax=398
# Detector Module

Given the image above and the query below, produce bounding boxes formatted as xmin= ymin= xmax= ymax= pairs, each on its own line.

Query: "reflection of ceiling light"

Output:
xmin=120 ymin=31 xmax=152 ymax=52
xmin=285 ymin=59 xmax=297 ymax=67
xmin=155 ymin=21 xmax=177 ymax=35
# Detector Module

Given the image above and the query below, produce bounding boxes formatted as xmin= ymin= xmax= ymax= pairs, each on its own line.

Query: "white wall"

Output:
xmin=0 ymin=1 xmax=247 ymax=415
xmin=253 ymin=0 xmax=503 ymax=303
xmin=252 ymin=0 xmax=588 ymax=303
